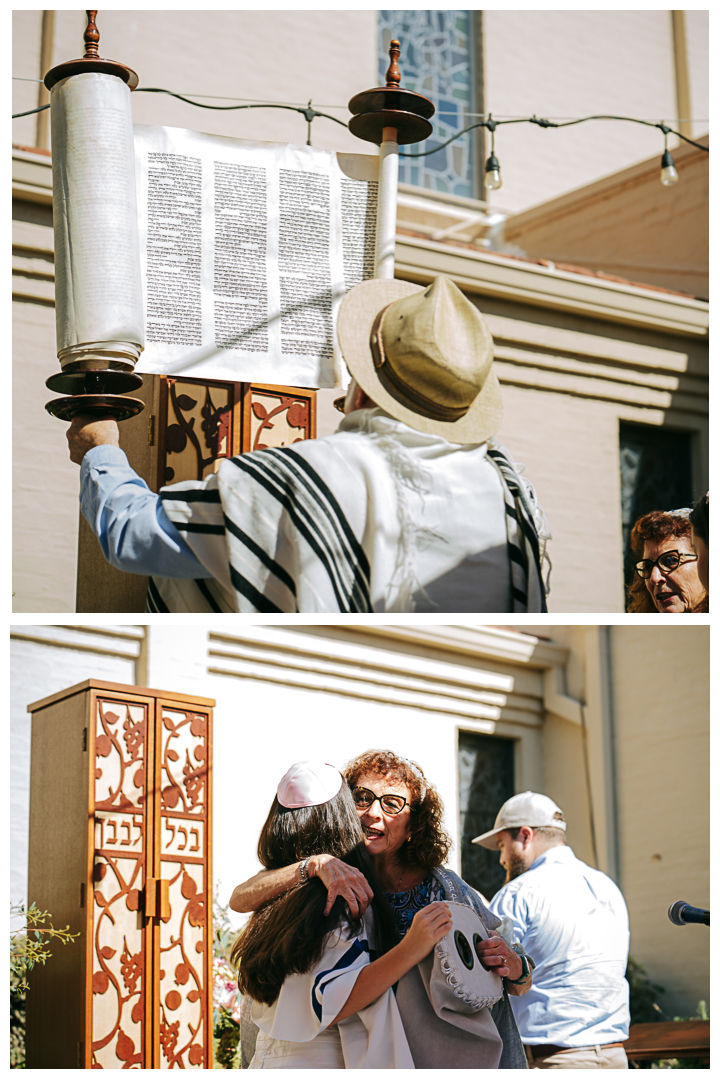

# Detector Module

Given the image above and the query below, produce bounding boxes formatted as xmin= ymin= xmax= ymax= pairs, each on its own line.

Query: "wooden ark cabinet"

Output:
xmin=26 ymin=680 xmax=214 ymax=1069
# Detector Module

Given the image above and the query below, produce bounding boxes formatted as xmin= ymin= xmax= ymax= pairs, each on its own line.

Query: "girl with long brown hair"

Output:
xmin=232 ymin=760 xmax=452 ymax=1068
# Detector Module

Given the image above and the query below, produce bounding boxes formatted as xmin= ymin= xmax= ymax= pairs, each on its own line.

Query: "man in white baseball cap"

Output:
xmin=473 ymin=791 xmax=631 ymax=1069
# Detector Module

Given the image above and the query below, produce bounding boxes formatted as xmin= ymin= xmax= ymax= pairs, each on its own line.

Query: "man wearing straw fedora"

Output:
xmin=67 ymin=275 xmax=551 ymax=612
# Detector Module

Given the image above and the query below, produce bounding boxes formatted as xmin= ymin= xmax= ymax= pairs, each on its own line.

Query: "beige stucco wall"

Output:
xmin=14 ymin=10 xmax=708 ymax=208
xmin=15 ymin=9 xmax=377 ymax=156
xmin=611 ymin=624 xmax=710 ymax=1018
xmin=13 ymin=291 xmax=79 ymax=613
xmin=498 ymin=387 xmax=626 ymax=612
xmin=511 ymin=622 xmax=710 ymax=1018
xmin=483 ymin=9 xmax=707 ymax=213
xmin=502 ymin=136 xmax=709 ymax=299
xmin=11 ymin=10 xmax=43 ymax=147
xmin=684 ymin=10 xmax=710 ymax=140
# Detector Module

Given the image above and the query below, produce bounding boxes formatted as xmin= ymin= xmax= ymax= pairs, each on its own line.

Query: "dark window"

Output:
xmin=619 ymin=422 xmax=693 ymax=598
xmin=458 ymin=731 xmax=514 ymax=901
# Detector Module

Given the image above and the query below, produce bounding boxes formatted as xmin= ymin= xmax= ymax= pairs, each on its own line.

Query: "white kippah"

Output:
xmin=276 ymin=761 xmax=343 ymax=809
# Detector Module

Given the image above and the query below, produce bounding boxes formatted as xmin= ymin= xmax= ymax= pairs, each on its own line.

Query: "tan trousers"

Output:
xmin=526 ymin=1045 xmax=629 ymax=1069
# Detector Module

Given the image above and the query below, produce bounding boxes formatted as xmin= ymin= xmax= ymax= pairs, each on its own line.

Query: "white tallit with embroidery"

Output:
xmin=147 ymin=408 xmax=550 ymax=613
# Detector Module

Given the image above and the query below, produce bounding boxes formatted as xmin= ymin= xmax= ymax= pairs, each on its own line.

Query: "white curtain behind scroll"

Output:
xmin=51 ymin=72 xmax=144 ymax=370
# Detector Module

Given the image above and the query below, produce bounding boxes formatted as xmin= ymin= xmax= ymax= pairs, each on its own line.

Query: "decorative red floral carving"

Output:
xmin=183 ymin=755 xmax=205 ymax=808
xmin=120 ymin=938 xmax=143 ymax=995
xmin=123 ymin=713 xmax=145 ymax=761
xmin=181 ymin=871 xmax=206 ymax=928
xmin=188 ymin=1044 xmax=204 ymax=1065
xmin=160 ymin=1015 xmax=180 ymax=1061
xmin=115 ymin=1029 xmax=136 ymax=1062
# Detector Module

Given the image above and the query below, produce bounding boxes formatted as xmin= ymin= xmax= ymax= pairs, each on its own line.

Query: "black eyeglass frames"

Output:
xmin=351 ymin=786 xmax=416 ymax=816
xmin=634 ymin=550 xmax=698 ymax=580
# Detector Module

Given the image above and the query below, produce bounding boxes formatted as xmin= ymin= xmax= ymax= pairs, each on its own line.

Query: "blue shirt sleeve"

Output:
xmin=490 ymin=883 xmax=530 ymax=941
xmin=79 ymin=445 xmax=213 ymax=579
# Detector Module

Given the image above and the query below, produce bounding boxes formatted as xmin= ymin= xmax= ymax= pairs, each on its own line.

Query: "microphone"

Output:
xmin=668 ymin=901 xmax=710 ymax=926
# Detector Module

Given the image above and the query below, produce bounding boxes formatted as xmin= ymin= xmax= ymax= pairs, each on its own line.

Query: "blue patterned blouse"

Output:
xmin=385 ymin=873 xmax=437 ymax=938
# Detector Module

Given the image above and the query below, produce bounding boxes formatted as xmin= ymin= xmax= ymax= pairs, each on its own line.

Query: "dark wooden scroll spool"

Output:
xmin=348 ymin=39 xmax=435 ymax=145
xmin=44 ymin=11 xmax=144 ymax=422
xmin=43 ymin=9 xmax=139 ymax=91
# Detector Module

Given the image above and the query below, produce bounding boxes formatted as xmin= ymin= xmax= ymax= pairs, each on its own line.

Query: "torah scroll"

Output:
xmin=51 ymin=86 xmax=379 ymax=389
xmin=134 ymin=126 xmax=379 ymax=388
xmin=50 ymin=72 xmax=144 ymax=370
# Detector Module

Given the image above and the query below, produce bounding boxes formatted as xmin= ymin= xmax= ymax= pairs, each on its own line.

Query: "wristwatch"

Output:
xmin=506 ymin=951 xmax=531 ymax=984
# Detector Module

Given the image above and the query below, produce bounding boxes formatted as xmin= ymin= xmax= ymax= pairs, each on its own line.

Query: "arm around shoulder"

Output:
xmin=229 ymin=854 xmax=374 ymax=917
xmin=229 ymin=864 xmax=303 ymax=912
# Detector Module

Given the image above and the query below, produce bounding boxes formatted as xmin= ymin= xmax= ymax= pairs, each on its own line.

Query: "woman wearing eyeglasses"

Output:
xmin=232 ymin=760 xmax=453 ymax=1068
xmin=232 ymin=750 xmax=531 ymax=1068
xmin=627 ymin=509 xmax=708 ymax=612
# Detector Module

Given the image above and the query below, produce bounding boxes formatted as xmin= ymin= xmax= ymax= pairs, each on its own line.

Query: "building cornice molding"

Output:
xmin=10 ymin=624 xmax=144 ymax=658
xmin=396 ymin=235 xmax=708 ymax=338
xmin=12 ymin=148 xmax=53 ymax=206
xmin=338 ymin=623 xmax=567 ymax=667
xmin=206 ymin=626 xmax=554 ymax=728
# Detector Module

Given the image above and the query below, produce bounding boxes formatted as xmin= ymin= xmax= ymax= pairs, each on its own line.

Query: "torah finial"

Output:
xmin=84 ymin=11 xmax=100 ymax=59
xmin=385 ymin=40 xmax=402 ymax=88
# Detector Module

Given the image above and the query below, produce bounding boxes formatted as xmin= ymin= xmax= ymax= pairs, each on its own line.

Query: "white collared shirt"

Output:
xmin=490 ymin=845 xmax=630 ymax=1047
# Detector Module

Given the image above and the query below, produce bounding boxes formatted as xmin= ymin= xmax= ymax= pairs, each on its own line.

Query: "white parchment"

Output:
xmin=134 ymin=126 xmax=378 ymax=389
xmin=50 ymin=73 xmax=144 ymax=366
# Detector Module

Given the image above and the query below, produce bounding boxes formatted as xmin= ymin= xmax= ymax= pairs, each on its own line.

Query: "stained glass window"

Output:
xmin=378 ymin=10 xmax=476 ymax=197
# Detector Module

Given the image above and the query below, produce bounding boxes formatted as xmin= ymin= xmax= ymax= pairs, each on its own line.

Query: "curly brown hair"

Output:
xmin=626 ymin=510 xmax=707 ymax=612
xmin=230 ymin=781 xmax=397 ymax=1004
xmin=343 ymin=749 xmax=452 ymax=872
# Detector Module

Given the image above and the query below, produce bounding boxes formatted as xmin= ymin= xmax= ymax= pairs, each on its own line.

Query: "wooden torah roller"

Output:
xmin=348 ymin=38 xmax=434 ymax=145
xmin=432 ymin=903 xmax=505 ymax=1011
xmin=45 ymin=370 xmax=145 ymax=422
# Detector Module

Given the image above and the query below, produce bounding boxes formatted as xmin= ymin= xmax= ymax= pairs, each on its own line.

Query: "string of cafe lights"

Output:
xmin=13 ymin=80 xmax=709 ymax=188
xmin=401 ymin=112 xmax=709 ymax=189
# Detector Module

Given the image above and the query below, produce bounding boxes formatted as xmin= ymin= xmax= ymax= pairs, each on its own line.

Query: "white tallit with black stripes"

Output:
xmin=146 ymin=409 xmax=550 ymax=613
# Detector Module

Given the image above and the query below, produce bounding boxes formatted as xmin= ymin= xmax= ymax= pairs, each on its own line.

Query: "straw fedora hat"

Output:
xmin=337 ymin=275 xmax=502 ymax=444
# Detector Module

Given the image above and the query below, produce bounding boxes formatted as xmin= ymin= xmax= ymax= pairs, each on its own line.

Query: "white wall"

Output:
xmin=483 ymin=10 xmax=698 ymax=213
xmin=10 ymin=627 xmax=143 ymax=904
xmin=20 ymin=10 xmax=377 ymax=156
xmin=685 ymin=10 xmax=709 ymax=140
xmin=13 ymin=10 xmax=708 ymax=203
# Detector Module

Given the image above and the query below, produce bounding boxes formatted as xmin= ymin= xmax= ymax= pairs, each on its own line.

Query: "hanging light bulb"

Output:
xmin=659 ymin=127 xmax=679 ymax=186
xmin=484 ymin=118 xmax=502 ymax=190
xmin=485 ymin=151 xmax=502 ymax=190
xmin=660 ymin=148 xmax=679 ymax=186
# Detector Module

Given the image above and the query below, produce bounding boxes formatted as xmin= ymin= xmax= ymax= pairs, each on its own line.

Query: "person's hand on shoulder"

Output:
xmin=66 ymin=413 xmax=120 ymax=465
xmin=309 ymin=855 xmax=374 ymax=918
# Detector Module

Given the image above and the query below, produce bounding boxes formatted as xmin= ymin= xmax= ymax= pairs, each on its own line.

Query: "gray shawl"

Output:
xmin=239 ymin=865 xmax=528 ymax=1069
xmin=429 ymin=866 xmax=528 ymax=1069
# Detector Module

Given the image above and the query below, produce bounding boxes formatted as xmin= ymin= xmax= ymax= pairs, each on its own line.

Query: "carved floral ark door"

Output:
xmin=90 ymin=691 xmax=212 ymax=1069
